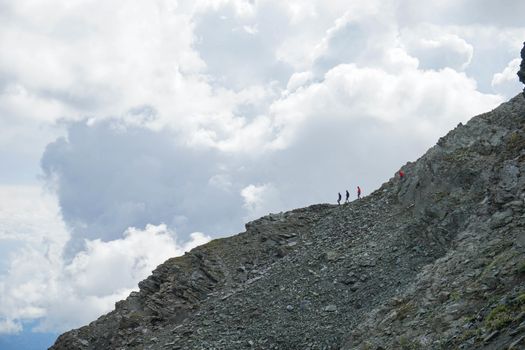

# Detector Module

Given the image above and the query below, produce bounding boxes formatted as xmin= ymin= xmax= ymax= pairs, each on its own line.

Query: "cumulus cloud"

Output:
xmin=311 ymin=4 xmax=399 ymax=77
xmin=401 ymin=24 xmax=474 ymax=71
xmin=0 ymin=0 xmax=206 ymax=187
xmin=37 ymin=224 xmax=209 ymax=332
xmin=241 ymin=183 xmax=283 ymax=220
xmin=0 ymin=186 xmax=67 ymax=244
xmin=0 ymin=88 xmax=67 ymax=184
xmin=271 ymin=65 xmax=502 ymax=151
xmin=40 ymin=119 xmax=248 ymax=257
xmin=395 ymin=0 xmax=525 ymax=27
xmin=65 ymin=224 xmax=205 ymax=297
xmin=1 ymin=0 xmax=274 ymax=158
xmin=419 ymin=26 xmax=525 ymax=93
xmin=0 ymin=187 xmax=210 ymax=334
xmin=285 ymin=71 xmax=313 ymax=93
xmin=193 ymin=1 xmax=293 ymax=89
xmin=0 ymin=319 xmax=22 ymax=335
xmin=491 ymin=58 xmax=523 ymax=98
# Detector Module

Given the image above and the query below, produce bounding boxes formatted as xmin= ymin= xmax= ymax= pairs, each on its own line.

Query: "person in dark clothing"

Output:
xmin=345 ymin=190 xmax=350 ymax=203
xmin=518 ymin=42 xmax=525 ymax=96
xmin=337 ymin=192 xmax=342 ymax=205
xmin=357 ymin=186 xmax=362 ymax=199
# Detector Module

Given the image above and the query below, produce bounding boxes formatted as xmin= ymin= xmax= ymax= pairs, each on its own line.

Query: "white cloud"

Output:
xmin=285 ymin=71 xmax=313 ymax=93
xmin=0 ymin=319 xmax=22 ymax=335
xmin=0 ymin=0 xmax=246 ymax=141
xmin=37 ymin=224 xmax=210 ymax=332
xmin=270 ymin=63 xmax=502 ymax=150
xmin=243 ymin=24 xmax=258 ymax=34
xmin=0 ymin=186 xmax=210 ymax=334
xmin=241 ymin=183 xmax=283 ymax=220
xmin=66 ymin=224 xmax=187 ymax=297
xmin=492 ymin=58 xmax=522 ymax=98
xmin=311 ymin=5 xmax=399 ymax=76
xmin=208 ymin=173 xmax=233 ymax=190
xmin=401 ymin=24 xmax=474 ymax=71
xmin=395 ymin=0 xmax=525 ymax=27
xmin=40 ymin=119 xmax=251 ymax=255
xmin=0 ymin=186 xmax=68 ymax=334
xmin=241 ymin=184 xmax=267 ymax=208
xmin=2 ymin=0 xmax=522 ymax=170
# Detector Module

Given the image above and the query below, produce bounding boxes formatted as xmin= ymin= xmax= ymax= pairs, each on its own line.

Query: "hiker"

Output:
xmin=399 ymin=170 xmax=405 ymax=180
xmin=337 ymin=192 xmax=342 ymax=205
xmin=357 ymin=186 xmax=361 ymax=199
xmin=345 ymin=190 xmax=350 ymax=203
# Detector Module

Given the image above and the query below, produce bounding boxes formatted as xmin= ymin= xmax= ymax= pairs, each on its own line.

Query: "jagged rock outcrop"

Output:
xmin=51 ymin=94 xmax=525 ymax=350
xmin=519 ymin=42 xmax=525 ymax=95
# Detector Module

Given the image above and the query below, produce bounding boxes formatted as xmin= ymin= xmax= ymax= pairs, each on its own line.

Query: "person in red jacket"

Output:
xmin=357 ymin=186 xmax=361 ymax=199
xmin=399 ymin=170 xmax=405 ymax=180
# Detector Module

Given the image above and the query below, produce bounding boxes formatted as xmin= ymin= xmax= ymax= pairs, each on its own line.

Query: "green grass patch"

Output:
xmin=507 ymin=132 xmax=525 ymax=155
xmin=397 ymin=336 xmax=422 ymax=350
xmin=396 ymin=302 xmax=416 ymax=321
xmin=450 ymin=291 xmax=461 ymax=301
xmin=485 ymin=305 xmax=512 ymax=331
xmin=457 ymin=328 xmax=481 ymax=343
xmin=518 ymin=262 xmax=525 ymax=274
xmin=433 ymin=191 xmax=449 ymax=202
xmin=445 ymin=147 xmax=471 ymax=162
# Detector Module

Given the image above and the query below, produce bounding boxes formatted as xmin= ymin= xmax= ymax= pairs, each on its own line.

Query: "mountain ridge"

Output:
xmin=51 ymin=94 xmax=525 ymax=349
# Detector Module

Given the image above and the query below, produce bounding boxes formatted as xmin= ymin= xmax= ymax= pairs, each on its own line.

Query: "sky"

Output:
xmin=0 ymin=0 xmax=524 ymax=348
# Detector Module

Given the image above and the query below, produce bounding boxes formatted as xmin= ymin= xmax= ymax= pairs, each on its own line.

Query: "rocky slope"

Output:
xmin=51 ymin=94 xmax=525 ymax=350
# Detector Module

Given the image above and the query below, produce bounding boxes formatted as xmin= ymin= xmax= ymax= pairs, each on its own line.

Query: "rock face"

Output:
xmin=51 ymin=94 xmax=525 ymax=350
xmin=519 ymin=42 xmax=525 ymax=95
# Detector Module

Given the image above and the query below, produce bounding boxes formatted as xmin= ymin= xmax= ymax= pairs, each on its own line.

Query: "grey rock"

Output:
xmin=490 ymin=209 xmax=513 ymax=228
xmin=323 ymin=305 xmax=337 ymax=312
xmin=324 ymin=251 xmax=338 ymax=261
xmin=509 ymin=336 xmax=525 ymax=349
xmin=483 ymin=330 xmax=499 ymax=343
xmin=510 ymin=322 xmax=525 ymax=336
xmin=349 ymin=282 xmax=361 ymax=292
xmin=504 ymin=200 xmax=523 ymax=208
